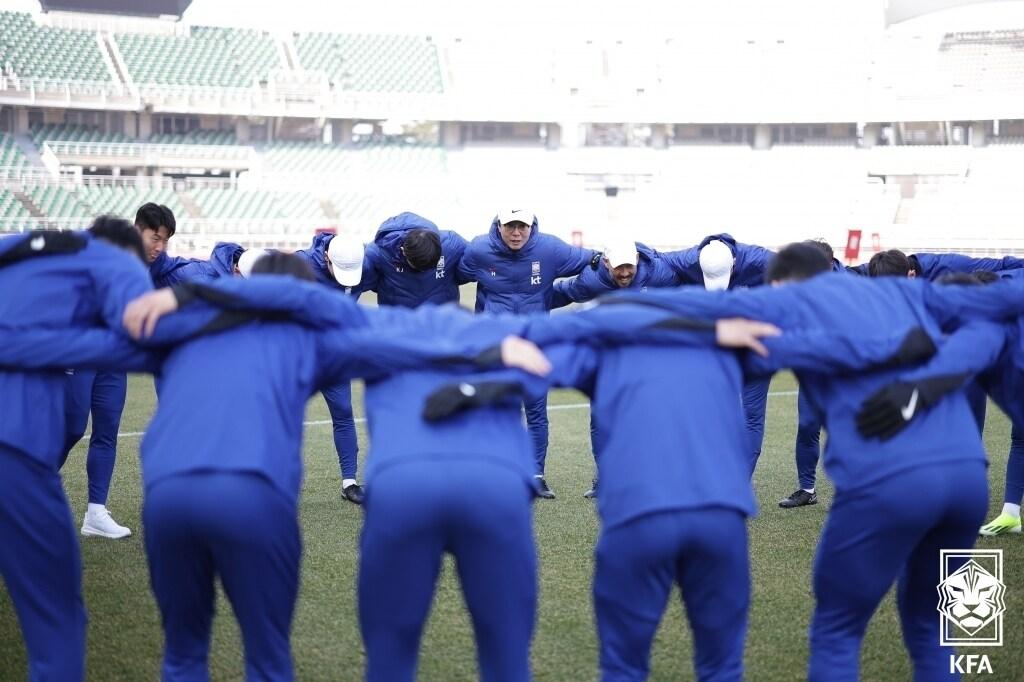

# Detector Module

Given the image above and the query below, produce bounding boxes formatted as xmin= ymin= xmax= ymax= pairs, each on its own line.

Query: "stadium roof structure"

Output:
xmin=39 ymin=1 xmax=191 ymax=18
xmin=887 ymin=0 xmax=1019 ymax=25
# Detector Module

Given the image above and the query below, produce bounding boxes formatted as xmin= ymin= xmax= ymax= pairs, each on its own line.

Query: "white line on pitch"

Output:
xmin=107 ymin=390 xmax=800 ymax=440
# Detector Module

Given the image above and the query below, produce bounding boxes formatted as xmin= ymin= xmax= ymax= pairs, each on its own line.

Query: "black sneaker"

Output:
xmin=779 ymin=489 xmax=817 ymax=509
xmin=342 ymin=483 xmax=365 ymax=505
xmin=535 ymin=477 xmax=556 ymax=499
xmin=583 ymin=479 xmax=598 ymax=499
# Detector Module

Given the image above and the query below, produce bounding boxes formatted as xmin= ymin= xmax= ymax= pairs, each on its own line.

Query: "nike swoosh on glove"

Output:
xmin=422 ymin=381 xmax=523 ymax=421
xmin=856 ymin=373 xmax=969 ymax=441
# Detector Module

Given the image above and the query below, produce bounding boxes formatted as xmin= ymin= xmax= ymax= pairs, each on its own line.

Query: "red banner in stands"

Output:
xmin=845 ymin=229 xmax=862 ymax=262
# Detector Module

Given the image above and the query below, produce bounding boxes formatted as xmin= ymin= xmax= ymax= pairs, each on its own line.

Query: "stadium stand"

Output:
xmin=26 ymin=185 xmax=91 ymax=218
xmin=293 ymin=32 xmax=443 ymax=93
xmin=78 ymin=186 xmax=186 ymax=220
xmin=0 ymin=133 xmax=28 ymax=167
xmin=939 ymin=29 xmax=1024 ymax=92
xmin=149 ymin=130 xmax=238 ymax=145
xmin=115 ymin=26 xmax=280 ymax=87
xmin=0 ymin=189 xmax=29 ymax=217
xmin=30 ymin=124 xmax=129 ymax=147
xmin=0 ymin=11 xmax=110 ymax=82
xmin=260 ymin=141 xmax=447 ymax=175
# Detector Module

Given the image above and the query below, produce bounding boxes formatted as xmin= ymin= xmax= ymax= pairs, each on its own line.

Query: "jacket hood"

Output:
xmin=374 ymin=212 xmax=440 ymax=261
xmin=208 ymin=242 xmax=244 ymax=276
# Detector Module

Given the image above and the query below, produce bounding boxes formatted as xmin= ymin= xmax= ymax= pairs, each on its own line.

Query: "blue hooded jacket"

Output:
xmin=0 ymin=276 xmax=539 ymax=501
xmin=550 ymin=242 xmax=683 ymax=308
xmin=457 ymin=215 xmax=597 ymax=314
xmin=357 ymin=212 xmax=469 ymax=308
xmin=148 ymin=242 xmax=243 ymax=287
xmin=565 ymin=276 xmax=1024 ymax=494
xmin=0 ymin=231 xmax=151 ymax=467
xmin=666 ymin=233 xmax=774 ymax=290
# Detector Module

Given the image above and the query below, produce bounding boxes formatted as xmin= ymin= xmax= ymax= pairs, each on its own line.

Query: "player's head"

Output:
xmin=236 ymin=248 xmax=269 ymax=277
xmin=766 ymin=242 xmax=832 ymax=284
xmin=497 ymin=208 xmax=535 ymax=251
xmin=250 ymin=251 xmax=316 ymax=282
xmin=802 ymin=239 xmax=834 ymax=262
xmin=134 ymin=203 xmax=176 ymax=264
xmin=698 ymin=239 xmax=735 ymax=291
xmin=868 ymin=249 xmax=914 ymax=278
xmin=325 ymin=233 xmax=364 ymax=287
xmin=401 ymin=228 xmax=442 ymax=271
xmin=88 ymin=215 xmax=145 ymax=262
xmin=603 ymin=233 xmax=639 ymax=288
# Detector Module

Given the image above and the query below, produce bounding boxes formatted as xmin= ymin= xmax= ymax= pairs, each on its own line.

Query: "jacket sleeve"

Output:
xmin=348 ymin=247 xmax=380 ymax=299
xmin=455 ymin=241 xmax=480 ymax=284
xmin=170 ymin=277 xmax=371 ymax=330
xmin=923 ymin=279 xmax=1024 ymax=327
xmin=743 ymin=326 xmax=938 ymax=378
xmin=522 ymin=302 xmax=719 ymax=348
xmin=550 ymin=272 xmax=599 ymax=308
xmin=312 ymin=307 xmax=529 ymax=385
xmin=447 ymin=233 xmax=474 ymax=286
xmin=897 ymin=320 xmax=1007 ymax=385
xmin=0 ymin=326 xmax=159 ymax=372
xmin=552 ymin=237 xmax=598 ymax=278
xmin=917 ymin=253 xmax=1024 ymax=278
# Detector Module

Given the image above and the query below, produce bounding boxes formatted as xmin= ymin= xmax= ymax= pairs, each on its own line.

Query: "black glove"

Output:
xmin=423 ymin=381 xmax=522 ymax=421
xmin=886 ymin=327 xmax=938 ymax=368
xmin=856 ymin=373 xmax=969 ymax=441
xmin=589 ymin=252 xmax=604 ymax=270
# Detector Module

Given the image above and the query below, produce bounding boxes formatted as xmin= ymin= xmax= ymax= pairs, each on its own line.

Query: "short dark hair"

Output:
xmin=802 ymin=239 xmax=834 ymax=261
xmin=938 ymin=271 xmax=999 ymax=286
xmin=766 ymin=242 xmax=832 ymax=283
xmin=868 ymin=249 xmax=911 ymax=277
xmin=250 ymin=251 xmax=316 ymax=282
xmin=402 ymin=229 xmax=442 ymax=271
xmin=88 ymin=215 xmax=145 ymax=261
xmin=135 ymin=203 xmax=176 ymax=237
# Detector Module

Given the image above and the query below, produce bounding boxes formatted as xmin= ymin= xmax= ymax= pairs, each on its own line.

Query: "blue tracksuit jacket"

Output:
xmin=357 ymin=212 xmax=469 ymax=307
xmin=457 ymin=215 xmax=597 ymax=314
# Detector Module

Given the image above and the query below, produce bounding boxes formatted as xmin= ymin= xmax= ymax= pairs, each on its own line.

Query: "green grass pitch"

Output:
xmin=1 ymin=372 xmax=1022 ymax=680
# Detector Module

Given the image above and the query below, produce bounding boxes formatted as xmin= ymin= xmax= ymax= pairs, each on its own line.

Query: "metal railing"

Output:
xmin=43 ymin=140 xmax=258 ymax=165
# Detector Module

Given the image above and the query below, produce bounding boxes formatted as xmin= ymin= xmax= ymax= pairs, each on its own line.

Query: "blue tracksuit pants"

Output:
xmin=744 ymin=377 xmax=771 ymax=474
xmin=524 ymin=394 xmax=549 ymax=475
xmin=0 ymin=445 xmax=86 ymax=682
xmin=964 ymin=382 xmax=987 ymax=434
xmin=321 ymin=381 xmax=358 ymax=480
xmin=795 ymin=388 xmax=823 ymax=491
xmin=143 ymin=472 xmax=301 ymax=682
xmin=1004 ymin=422 xmax=1024 ymax=506
xmin=808 ymin=460 xmax=987 ymax=682
xmin=62 ymin=369 xmax=127 ymax=505
xmin=593 ymin=508 xmax=750 ymax=682
xmin=359 ymin=459 xmax=536 ymax=682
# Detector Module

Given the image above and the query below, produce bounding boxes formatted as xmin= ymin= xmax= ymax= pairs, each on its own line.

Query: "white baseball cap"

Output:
xmin=326 ymin=233 xmax=365 ymax=287
xmin=236 ymin=248 xmax=268 ymax=278
xmin=603 ymin=234 xmax=638 ymax=268
xmin=497 ymin=208 xmax=535 ymax=227
xmin=698 ymin=239 xmax=734 ymax=291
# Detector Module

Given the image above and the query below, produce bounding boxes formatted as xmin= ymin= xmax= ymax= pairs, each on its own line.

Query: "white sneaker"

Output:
xmin=81 ymin=508 xmax=131 ymax=539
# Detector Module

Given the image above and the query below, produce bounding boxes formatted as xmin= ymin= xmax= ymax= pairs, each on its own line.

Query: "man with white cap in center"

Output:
xmin=457 ymin=207 xmax=600 ymax=498
xmin=295 ymin=231 xmax=367 ymax=503
xmin=672 ymin=233 xmax=776 ymax=474
xmin=551 ymin=231 xmax=691 ymax=497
